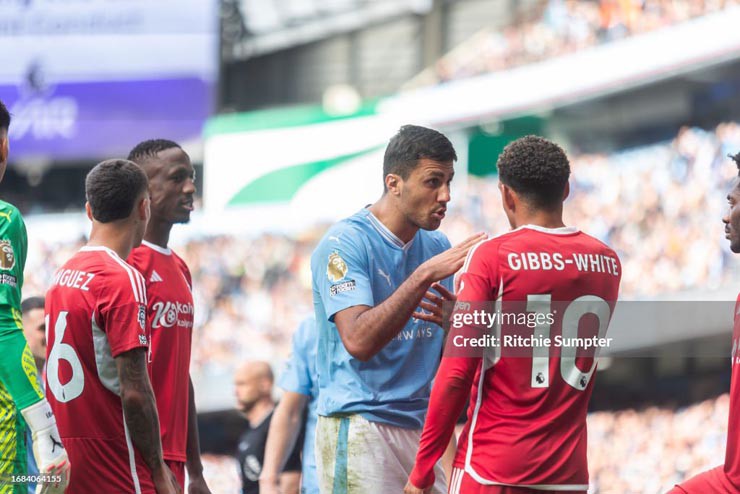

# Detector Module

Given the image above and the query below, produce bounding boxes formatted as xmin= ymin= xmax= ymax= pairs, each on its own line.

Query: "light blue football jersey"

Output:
xmin=311 ymin=208 xmax=453 ymax=429
xmin=278 ymin=317 xmax=319 ymax=494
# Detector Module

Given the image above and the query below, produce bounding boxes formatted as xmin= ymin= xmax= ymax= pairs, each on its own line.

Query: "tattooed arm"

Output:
xmin=116 ymin=347 xmax=180 ymax=494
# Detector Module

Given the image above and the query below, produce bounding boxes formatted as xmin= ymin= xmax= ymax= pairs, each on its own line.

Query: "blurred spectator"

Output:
xmin=406 ymin=0 xmax=738 ymax=89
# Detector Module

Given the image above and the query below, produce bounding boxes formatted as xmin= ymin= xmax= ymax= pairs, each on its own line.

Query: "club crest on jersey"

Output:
xmin=327 ymin=251 xmax=348 ymax=283
xmin=138 ymin=304 xmax=146 ymax=330
xmin=0 ymin=239 xmax=15 ymax=270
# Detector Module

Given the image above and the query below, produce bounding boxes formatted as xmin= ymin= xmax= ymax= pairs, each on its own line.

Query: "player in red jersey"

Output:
xmin=45 ymin=159 xmax=180 ymax=494
xmin=667 ymin=153 xmax=740 ymax=493
xmin=126 ymin=139 xmax=211 ymax=494
xmin=405 ymin=136 xmax=621 ymax=494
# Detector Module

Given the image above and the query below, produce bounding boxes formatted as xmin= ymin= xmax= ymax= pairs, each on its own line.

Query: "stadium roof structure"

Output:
xmin=225 ymin=0 xmax=434 ymax=61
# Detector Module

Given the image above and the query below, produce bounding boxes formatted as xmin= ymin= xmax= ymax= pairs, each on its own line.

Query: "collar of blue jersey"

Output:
xmin=516 ymin=224 xmax=579 ymax=235
xmin=366 ymin=210 xmax=415 ymax=250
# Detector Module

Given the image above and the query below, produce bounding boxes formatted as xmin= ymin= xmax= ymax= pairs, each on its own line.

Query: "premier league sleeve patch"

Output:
xmin=327 ymin=251 xmax=348 ymax=282
xmin=327 ymin=251 xmax=356 ymax=296
xmin=0 ymin=239 xmax=16 ymax=270
xmin=138 ymin=304 xmax=147 ymax=330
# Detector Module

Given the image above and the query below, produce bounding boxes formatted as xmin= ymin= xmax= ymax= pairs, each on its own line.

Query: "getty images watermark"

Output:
xmin=450 ymin=309 xmax=613 ymax=351
xmin=443 ymin=300 xmax=616 ymax=357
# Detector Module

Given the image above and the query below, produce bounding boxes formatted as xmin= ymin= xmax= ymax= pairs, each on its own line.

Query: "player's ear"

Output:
xmin=0 ymin=133 xmax=7 ymax=184
xmin=138 ymin=195 xmax=150 ymax=222
xmin=0 ymin=133 xmax=7 ymax=165
xmin=499 ymin=183 xmax=516 ymax=213
xmin=385 ymin=173 xmax=401 ymax=196
xmin=85 ymin=202 xmax=93 ymax=221
xmin=562 ymin=181 xmax=570 ymax=202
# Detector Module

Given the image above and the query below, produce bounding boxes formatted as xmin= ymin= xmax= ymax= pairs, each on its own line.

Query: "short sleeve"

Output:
xmin=314 ymin=232 xmax=374 ymax=321
xmin=457 ymin=241 xmax=498 ymax=302
xmin=278 ymin=319 xmax=313 ymax=396
xmin=99 ymin=267 xmax=149 ymax=357
xmin=436 ymin=233 xmax=454 ymax=295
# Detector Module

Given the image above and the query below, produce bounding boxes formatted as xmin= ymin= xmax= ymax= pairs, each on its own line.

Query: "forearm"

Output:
xmin=409 ymin=357 xmax=476 ymax=488
xmin=122 ymin=386 xmax=165 ymax=472
xmin=117 ymin=349 xmax=165 ymax=474
xmin=279 ymin=472 xmax=301 ymax=494
xmin=261 ymin=396 xmax=304 ymax=483
xmin=344 ymin=267 xmax=434 ymax=360
xmin=0 ymin=331 xmax=44 ymax=410
xmin=186 ymin=378 xmax=204 ymax=477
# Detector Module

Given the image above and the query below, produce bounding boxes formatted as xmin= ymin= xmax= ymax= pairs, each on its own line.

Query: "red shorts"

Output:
xmin=447 ymin=468 xmax=586 ymax=494
xmin=165 ymin=460 xmax=186 ymax=490
xmin=62 ymin=437 xmax=155 ymax=494
xmin=669 ymin=466 xmax=737 ymax=493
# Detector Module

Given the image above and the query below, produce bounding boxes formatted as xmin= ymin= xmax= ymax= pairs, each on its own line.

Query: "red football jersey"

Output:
xmin=725 ymin=294 xmax=740 ymax=487
xmin=128 ymin=240 xmax=194 ymax=463
xmin=411 ymin=225 xmax=621 ymax=490
xmin=45 ymin=246 xmax=154 ymax=493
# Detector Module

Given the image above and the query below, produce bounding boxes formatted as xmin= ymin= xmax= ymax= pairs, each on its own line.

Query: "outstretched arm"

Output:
xmin=334 ymin=233 xmax=485 ymax=361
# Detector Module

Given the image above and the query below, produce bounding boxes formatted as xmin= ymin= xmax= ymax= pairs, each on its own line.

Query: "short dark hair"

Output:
xmin=85 ymin=159 xmax=148 ymax=223
xmin=729 ymin=152 xmax=740 ymax=173
xmin=497 ymin=135 xmax=570 ymax=209
xmin=382 ymin=125 xmax=456 ymax=189
xmin=0 ymin=99 xmax=10 ymax=131
xmin=127 ymin=139 xmax=181 ymax=166
xmin=21 ymin=296 xmax=44 ymax=313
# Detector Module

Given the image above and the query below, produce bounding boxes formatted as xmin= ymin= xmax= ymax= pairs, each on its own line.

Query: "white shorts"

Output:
xmin=315 ymin=414 xmax=447 ymax=494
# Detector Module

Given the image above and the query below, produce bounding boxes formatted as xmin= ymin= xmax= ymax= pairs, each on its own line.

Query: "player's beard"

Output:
xmin=237 ymin=398 xmax=258 ymax=414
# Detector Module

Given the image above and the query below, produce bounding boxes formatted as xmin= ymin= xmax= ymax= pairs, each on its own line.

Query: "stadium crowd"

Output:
xmin=18 ymin=122 xmax=740 ymax=377
xmin=407 ymin=0 xmax=739 ymax=88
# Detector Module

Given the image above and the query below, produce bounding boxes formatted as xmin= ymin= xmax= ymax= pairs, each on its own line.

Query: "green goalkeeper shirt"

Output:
xmin=0 ymin=200 xmax=43 ymax=409
xmin=0 ymin=200 xmax=26 ymax=339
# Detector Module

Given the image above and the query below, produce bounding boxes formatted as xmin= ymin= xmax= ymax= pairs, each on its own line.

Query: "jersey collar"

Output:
xmin=516 ymin=224 xmax=579 ymax=235
xmin=366 ymin=211 xmax=415 ymax=250
xmin=142 ymin=240 xmax=172 ymax=256
xmin=80 ymin=245 xmax=120 ymax=257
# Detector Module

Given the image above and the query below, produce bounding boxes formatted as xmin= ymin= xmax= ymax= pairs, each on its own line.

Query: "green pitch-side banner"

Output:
xmin=203 ymin=101 xmax=404 ymax=218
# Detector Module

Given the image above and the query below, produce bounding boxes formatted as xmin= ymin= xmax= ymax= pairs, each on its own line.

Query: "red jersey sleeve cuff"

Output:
xmin=409 ymin=467 xmax=435 ymax=491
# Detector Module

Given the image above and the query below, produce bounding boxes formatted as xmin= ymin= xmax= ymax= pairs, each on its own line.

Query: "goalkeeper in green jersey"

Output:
xmin=0 ymin=100 xmax=70 ymax=494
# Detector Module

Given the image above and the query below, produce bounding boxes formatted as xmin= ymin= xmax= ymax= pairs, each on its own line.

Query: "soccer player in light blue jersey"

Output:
xmin=261 ymin=317 xmax=320 ymax=494
xmin=311 ymin=125 xmax=485 ymax=494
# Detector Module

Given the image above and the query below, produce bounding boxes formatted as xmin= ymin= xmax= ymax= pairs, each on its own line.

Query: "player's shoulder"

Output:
xmin=86 ymin=247 xmax=146 ymax=288
xmin=170 ymin=249 xmax=191 ymax=272
xmin=0 ymin=200 xmax=21 ymax=217
xmin=315 ymin=211 xmax=368 ymax=252
xmin=0 ymin=200 xmax=24 ymax=230
xmin=572 ymin=230 xmax=619 ymax=257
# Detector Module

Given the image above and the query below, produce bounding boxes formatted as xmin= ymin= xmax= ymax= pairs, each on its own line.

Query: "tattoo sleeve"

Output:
xmin=116 ymin=347 xmax=164 ymax=474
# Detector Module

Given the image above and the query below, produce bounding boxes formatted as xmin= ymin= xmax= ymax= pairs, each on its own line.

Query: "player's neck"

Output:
xmin=87 ymin=224 xmax=138 ymax=259
xmin=143 ymin=218 xmax=173 ymax=249
xmin=246 ymin=399 xmax=274 ymax=427
xmin=512 ymin=210 xmax=566 ymax=230
xmin=369 ymin=196 xmax=418 ymax=244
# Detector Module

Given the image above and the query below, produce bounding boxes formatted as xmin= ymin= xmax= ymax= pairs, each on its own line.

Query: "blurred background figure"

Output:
xmin=234 ymin=361 xmax=301 ymax=494
xmin=260 ymin=317 xmax=319 ymax=494
xmin=20 ymin=297 xmax=45 ymax=375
